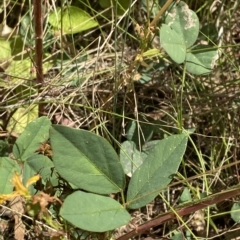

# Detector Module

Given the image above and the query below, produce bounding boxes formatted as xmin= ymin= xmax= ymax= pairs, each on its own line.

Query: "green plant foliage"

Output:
xmin=160 ymin=1 xmax=217 ymax=75
xmin=179 ymin=187 xmax=192 ymax=203
xmin=48 ymin=6 xmax=98 ymax=35
xmin=125 ymin=119 xmax=157 ymax=146
xmin=4 ymin=59 xmax=52 ymax=88
xmin=24 ymin=155 xmax=60 ymax=191
xmin=127 ymin=133 xmax=188 ymax=209
xmin=0 ymin=0 xmax=237 ymax=237
xmin=12 ymin=116 xmax=51 ymax=161
xmin=0 ymin=157 xmax=20 ymax=194
xmin=5 ymin=59 xmax=34 ymax=86
xmin=27 ymin=201 xmax=42 ymax=218
xmin=7 ymin=105 xmax=39 ymax=135
xmin=165 ymin=1 xmax=199 ymax=48
xmin=23 ymin=155 xmax=55 ymax=194
xmin=60 ymin=191 xmax=130 ymax=232
xmin=160 ymin=0 xmax=199 ymax=64
xmin=160 ymin=24 xmax=186 ymax=64
xmin=22 ymin=162 xmax=36 ymax=195
xmin=138 ymin=60 xmax=169 ymax=83
xmin=49 ymin=125 xmax=125 ymax=194
xmin=185 ymin=47 xmax=218 ymax=75
xmin=120 ymin=141 xmax=144 ymax=177
xmin=26 ymin=155 xmax=54 ymax=182
xmin=143 ymin=140 xmax=161 ymax=154
xmin=171 ymin=230 xmax=185 ymax=240
xmin=0 ymin=36 xmax=52 ymax=88
xmin=120 ymin=140 xmax=160 ymax=177
xmin=200 ymin=23 xmax=219 ymax=44
xmin=231 ymin=202 xmax=240 ymax=223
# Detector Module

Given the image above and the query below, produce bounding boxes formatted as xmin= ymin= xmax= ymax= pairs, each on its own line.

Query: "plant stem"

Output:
xmin=150 ymin=0 xmax=175 ymax=27
xmin=33 ymin=0 xmax=44 ymax=116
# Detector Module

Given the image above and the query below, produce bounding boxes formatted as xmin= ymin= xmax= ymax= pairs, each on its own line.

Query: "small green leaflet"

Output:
xmin=48 ymin=6 xmax=98 ymax=35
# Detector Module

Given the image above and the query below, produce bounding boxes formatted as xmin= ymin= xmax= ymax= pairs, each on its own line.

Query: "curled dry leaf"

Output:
xmin=31 ymin=192 xmax=62 ymax=218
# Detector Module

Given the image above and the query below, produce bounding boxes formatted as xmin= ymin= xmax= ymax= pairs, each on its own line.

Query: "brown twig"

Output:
xmin=33 ymin=0 xmax=44 ymax=116
xmin=150 ymin=0 xmax=176 ymax=27
xmin=117 ymin=185 xmax=240 ymax=240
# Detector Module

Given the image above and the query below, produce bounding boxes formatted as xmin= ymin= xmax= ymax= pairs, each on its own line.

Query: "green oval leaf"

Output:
xmin=48 ymin=6 xmax=98 ymax=35
xmin=186 ymin=47 xmax=218 ymax=75
xmin=165 ymin=1 xmax=199 ymax=48
xmin=60 ymin=191 xmax=130 ymax=232
xmin=127 ymin=133 xmax=188 ymax=209
xmin=12 ymin=116 xmax=51 ymax=161
xmin=160 ymin=24 xmax=186 ymax=64
xmin=179 ymin=187 xmax=192 ymax=203
xmin=231 ymin=202 xmax=240 ymax=223
xmin=50 ymin=125 xmax=125 ymax=194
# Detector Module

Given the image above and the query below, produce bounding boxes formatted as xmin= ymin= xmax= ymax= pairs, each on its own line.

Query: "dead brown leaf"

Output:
xmin=9 ymin=196 xmax=25 ymax=240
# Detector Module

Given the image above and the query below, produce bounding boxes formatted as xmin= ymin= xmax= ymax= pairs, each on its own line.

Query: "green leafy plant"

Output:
xmin=1 ymin=0 xmax=239 ymax=239
xmin=160 ymin=1 xmax=218 ymax=75
xmin=0 ymin=117 xmax=188 ymax=233
xmin=130 ymin=0 xmax=218 ymax=85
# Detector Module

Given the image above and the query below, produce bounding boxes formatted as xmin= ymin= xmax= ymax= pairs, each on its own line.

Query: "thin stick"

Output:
xmin=33 ymin=0 xmax=44 ymax=116
xmin=150 ymin=0 xmax=174 ymax=27
xmin=117 ymin=186 xmax=240 ymax=240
